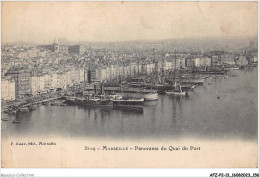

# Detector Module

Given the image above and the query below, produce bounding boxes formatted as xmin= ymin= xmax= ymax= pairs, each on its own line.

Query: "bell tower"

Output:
xmin=53 ymin=37 xmax=59 ymax=52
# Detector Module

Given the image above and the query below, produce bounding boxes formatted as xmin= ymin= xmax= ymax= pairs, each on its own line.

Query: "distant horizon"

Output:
xmin=2 ymin=35 xmax=258 ymax=46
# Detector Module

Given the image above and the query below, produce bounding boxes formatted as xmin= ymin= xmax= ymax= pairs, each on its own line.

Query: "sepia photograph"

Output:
xmin=1 ymin=1 xmax=258 ymax=173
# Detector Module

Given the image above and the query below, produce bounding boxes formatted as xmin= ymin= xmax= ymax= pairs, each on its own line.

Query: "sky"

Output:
xmin=2 ymin=1 xmax=258 ymax=44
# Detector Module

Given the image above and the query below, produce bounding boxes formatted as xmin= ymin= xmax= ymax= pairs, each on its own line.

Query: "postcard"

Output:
xmin=1 ymin=1 xmax=258 ymax=169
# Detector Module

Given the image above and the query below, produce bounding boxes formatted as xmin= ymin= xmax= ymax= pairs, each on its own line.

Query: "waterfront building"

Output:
xmin=119 ymin=66 xmax=124 ymax=77
xmin=185 ymin=57 xmax=202 ymax=67
xmin=185 ymin=58 xmax=194 ymax=68
xmin=173 ymin=58 xmax=185 ymax=69
xmin=193 ymin=58 xmax=201 ymax=67
xmin=221 ymin=54 xmax=235 ymax=65
xmin=113 ymin=65 xmax=120 ymax=78
xmin=101 ymin=68 xmax=107 ymax=81
xmin=70 ymin=69 xmax=81 ymax=84
xmin=65 ymin=71 xmax=72 ymax=87
xmin=79 ymin=69 xmax=85 ymax=83
xmin=84 ymin=70 xmax=89 ymax=83
xmin=253 ymin=56 xmax=258 ymax=62
xmin=43 ymin=74 xmax=51 ymax=92
xmin=31 ymin=75 xmax=45 ymax=95
xmin=6 ymin=67 xmax=31 ymax=98
xmin=90 ymin=69 xmax=100 ymax=82
xmin=138 ymin=62 xmax=142 ymax=74
xmin=1 ymin=77 xmax=15 ymax=101
xmin=146 ymin=63 xmax=154 ymax=74
xmin=105 ymin=67 xmax=111 ymax=80
xmin=110 ymin=65 xmax=115 ymax=78
xmin=50 ymin=73 xmax=59 ymax=90
xmin=123 ymin=65 xmax=130 ymax=77
xmin=1 ymin=79 xmax=9 ymax=101
xmin=154 ymin=60 xmax=162 ymax=73
xmin=90 ymin=68 xmax=106 ymax=82
xmin=57 ymin=72 xmax=67 ymax=89
xmin=141 ymin=63 xmax=147 ymax=74
xmin=130 ymin=62 xmax=137 ymax=77
xmin=211 ymin=55 xmax=221 ymax=66
xmin=165 ymin=61 xmax=172 ymax=71
xmin=199 ymin=57 xmax=211 ymax=67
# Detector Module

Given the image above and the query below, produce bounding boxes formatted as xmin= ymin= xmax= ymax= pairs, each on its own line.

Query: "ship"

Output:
xmin=65 ymin=83 xmax=113 ymax=107
xmin=112 ymin=81 xmax=145 ymax=111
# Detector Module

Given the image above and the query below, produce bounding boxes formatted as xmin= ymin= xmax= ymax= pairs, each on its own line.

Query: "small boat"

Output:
xmin=189 ymin=85 xmax=196 ymax=90
xmin=165 ymin=90 xmax=186 ymax=96
xmin=60 ymin=103 xmax=66 ymax=106
xmin=13 ymin=120 xmax=21 ymax=123
xmin=51 ymin=102 xmax=60 ymax=106
xmin=143 ymin=92 xmax=158 ymax=101
xmin=165 ymin=83 xmax=187 ymax=96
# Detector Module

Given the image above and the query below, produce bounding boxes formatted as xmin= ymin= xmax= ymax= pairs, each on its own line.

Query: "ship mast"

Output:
xmin=179 ymin=56 xmax=182 ymax=85
xmin=192 ymin=55 xmax=195 ymax=79
xmin=174 ymin=49 xmax=177 ymax=84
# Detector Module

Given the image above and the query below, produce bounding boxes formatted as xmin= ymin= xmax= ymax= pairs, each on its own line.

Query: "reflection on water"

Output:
xmin=2 ymin=69 xmax=258 ymax=140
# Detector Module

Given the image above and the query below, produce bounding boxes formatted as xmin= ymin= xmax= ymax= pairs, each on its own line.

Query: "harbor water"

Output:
xmin=2 ymin=69 xmax=258 ymax=140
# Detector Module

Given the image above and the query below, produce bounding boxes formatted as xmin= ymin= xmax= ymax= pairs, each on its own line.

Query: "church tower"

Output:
xmin=53 ymin=37 xmax=59 ymax=52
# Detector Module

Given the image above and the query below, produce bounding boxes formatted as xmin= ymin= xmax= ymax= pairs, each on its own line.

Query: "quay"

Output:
xmin=22 ymin=97 xmax=60 ymax=107
xmin=192 ymin=70 xmax=227 ymax=75
xmin=2 ymin=97 xmax=60 ymax=113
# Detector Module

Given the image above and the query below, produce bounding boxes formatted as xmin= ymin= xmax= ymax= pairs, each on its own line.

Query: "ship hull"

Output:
xmin=65 ymin=97 xmax=112 ymax=107
xmin=112 ymin=98 xmax=144 ymax=111
xmin=165 ymin=91 xmax=186 ymax=96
